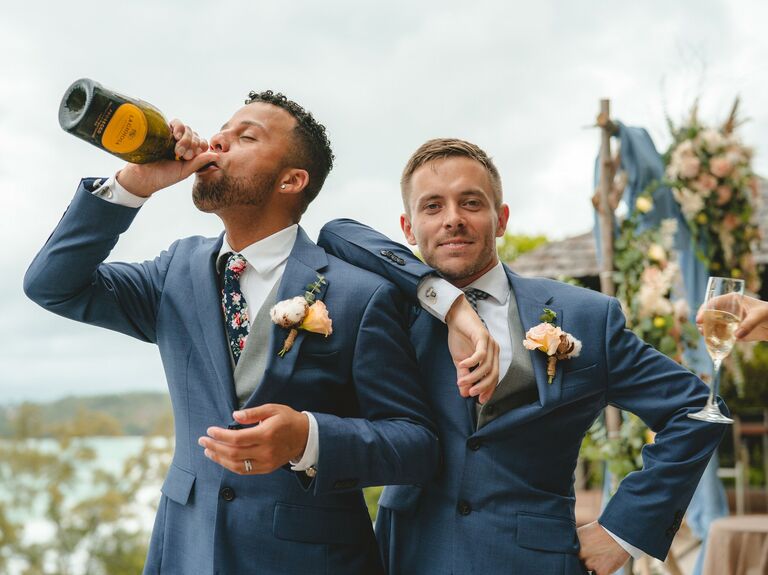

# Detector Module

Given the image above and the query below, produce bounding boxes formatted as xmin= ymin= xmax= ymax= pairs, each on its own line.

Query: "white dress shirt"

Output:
xmin=92 ymin=174 xmax=319 ymax=472
xmin=416 ymin=262 xmax=643 ymax=560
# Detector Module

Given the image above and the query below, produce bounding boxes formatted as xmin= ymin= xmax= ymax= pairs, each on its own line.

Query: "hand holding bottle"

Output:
xmin=116 ymin=119 xmax=216 ymax=198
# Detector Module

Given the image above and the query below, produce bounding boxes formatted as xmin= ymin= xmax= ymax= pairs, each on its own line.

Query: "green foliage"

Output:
xmin=0 ymin=405 xmax=173 ymax=574
xmin=0 ymin=393 xmax=172 ymax=438
xmin=721 ymin=342 xmax=768 ymax=410
xmin=540 ymin=308 xmax=557 ymax=325
xmin=497 ymin=233 xmax=548 ymax=263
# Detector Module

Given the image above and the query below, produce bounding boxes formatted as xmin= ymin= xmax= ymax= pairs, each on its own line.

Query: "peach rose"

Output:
xmin=715 ymin=185 xmax=733 ymax=206
xmin=523 ymin=322 xmax=563 ymax=356
xmin=694 ymin=173 xmax=718 ymax=194
xmin=301 ymin=300 xmax=333 ymax=337
xmin=710 ymin=156 xmax=733 ymax=178
xmin=679 ymin=156 xmax=701 ymax=179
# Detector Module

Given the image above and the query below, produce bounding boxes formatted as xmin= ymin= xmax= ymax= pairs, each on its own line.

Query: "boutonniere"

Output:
xmin=270 ymin=274 xmax=332 ymax=357
xmin=523 ymin=308 xmax=582 ymax=383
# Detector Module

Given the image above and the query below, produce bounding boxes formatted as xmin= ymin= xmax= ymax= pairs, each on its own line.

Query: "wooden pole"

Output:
xmin=596 ymin=99 xmax=621 ymax=436
xmin=596 ymin=98 xmax=630 ymax=575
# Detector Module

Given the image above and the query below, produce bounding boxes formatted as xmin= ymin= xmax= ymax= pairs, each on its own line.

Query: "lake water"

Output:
xmin=1 ymin=436 xmax=169 ymax=573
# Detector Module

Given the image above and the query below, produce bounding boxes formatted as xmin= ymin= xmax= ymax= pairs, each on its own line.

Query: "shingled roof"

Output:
xmin=509 ymin=178 xmax=768 ymax=289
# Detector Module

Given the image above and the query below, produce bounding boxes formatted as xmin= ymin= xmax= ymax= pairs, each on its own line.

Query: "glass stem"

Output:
xmin=708 ymin=358 xmax=722 ymax=409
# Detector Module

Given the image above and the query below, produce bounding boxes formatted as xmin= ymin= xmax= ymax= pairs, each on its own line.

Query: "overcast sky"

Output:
xmin=2 ymin=0 xmax=768 ymax=403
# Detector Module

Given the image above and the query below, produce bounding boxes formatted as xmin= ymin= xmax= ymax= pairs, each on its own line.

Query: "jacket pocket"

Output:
xmin=160 ymin=463 xmax=196 ymax=506
xmin=562 ymin=363 xmax=598 ymax=388
xmin=377 ymin=484 xmax=422 ymax=514
xmin=517 ymin=512 xmax=579 ymax=554
xmin=273 ymin=503 xmax=372 ymax=545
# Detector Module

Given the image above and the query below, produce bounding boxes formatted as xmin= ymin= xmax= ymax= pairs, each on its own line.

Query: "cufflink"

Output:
xmin=425 ymin=287 xmax=437 ymax=301
xmin=92 ymin=178 xmax=114 ymax=200
xmin=305 ymin=466 xmax=317 ymax=478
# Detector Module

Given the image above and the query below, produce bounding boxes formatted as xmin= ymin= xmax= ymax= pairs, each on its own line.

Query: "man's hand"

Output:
xmin=696 ymin=294 xmax=768 ymax=342
xmin=445 ymin=295 xmax=500 ymax=404
xmin=116 ymin=118 xmax=217 ymax=198
xmin=198 ymin=404 xmax=310 ymax=475
xmin=577 ymin=521 xmax=630 ymax=575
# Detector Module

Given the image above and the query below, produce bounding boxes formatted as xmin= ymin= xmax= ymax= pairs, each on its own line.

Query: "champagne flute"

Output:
xmin=689 ymin=276 xmax=744 ymax=424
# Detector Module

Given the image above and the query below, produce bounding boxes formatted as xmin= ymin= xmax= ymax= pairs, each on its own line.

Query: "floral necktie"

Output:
xmin=222 ymin=253 xmax=250 ymax=364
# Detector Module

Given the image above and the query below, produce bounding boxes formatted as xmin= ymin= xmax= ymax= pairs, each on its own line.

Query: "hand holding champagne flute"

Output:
xmin=689 ymin=277 xmax=744 ymax=424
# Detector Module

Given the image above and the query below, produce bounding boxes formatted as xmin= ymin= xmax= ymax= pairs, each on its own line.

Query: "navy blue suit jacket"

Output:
xmin=24 ymin=184 xmax=439 ymax=575
xmin=318 ymin=218 xmax=727 ymax=575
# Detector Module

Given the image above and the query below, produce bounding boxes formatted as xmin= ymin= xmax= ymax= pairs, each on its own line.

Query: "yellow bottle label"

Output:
xmin=101 ymin=103 xmax=148 ymax=153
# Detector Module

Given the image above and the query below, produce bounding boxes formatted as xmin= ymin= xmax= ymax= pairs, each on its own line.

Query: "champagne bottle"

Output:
xmin=58 ymin=78 xmax=176 ymax=164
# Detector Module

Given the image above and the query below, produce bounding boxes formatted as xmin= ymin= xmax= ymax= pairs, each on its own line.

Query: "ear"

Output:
xmin=277 ymin=169 xmax=310 ymax=195
xmin=400 ymin=213 xmax=418 ymax=246
xmin=495 ymin=204 xmax=510 ymax=238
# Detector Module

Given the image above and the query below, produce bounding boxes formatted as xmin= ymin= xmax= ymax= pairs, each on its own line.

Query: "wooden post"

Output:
xmin=596 ymin=99 xmax=621 ymax=440
xmin=596 ymin=99 xmax=628 ymax=573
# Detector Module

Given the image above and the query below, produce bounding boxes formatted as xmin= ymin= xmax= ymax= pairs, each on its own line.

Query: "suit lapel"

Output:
xmin=190 ymin=234 xmax=239 ymax=413
xmin=243 ymin=227 xmax=329 ymax=407
xmin=507 ymin=268 xmax=563 ymax=409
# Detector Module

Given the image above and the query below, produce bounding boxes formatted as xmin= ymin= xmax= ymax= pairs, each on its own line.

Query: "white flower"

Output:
xmin=270 ymin=296 xmax=309 ymax=328
xmin=699 ymin=129 xmax=724 ymax=153
xmin=660 ymin=219 xmax=678 ymax=249
xmin=672 ymin=187 xmax=705 ymax=219
xmin=566 ymin=334 xmax=582 ymax=358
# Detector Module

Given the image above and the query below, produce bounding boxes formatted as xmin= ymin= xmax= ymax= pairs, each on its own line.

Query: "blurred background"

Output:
xmin=2 ymin=1 xmax=768 ymax=573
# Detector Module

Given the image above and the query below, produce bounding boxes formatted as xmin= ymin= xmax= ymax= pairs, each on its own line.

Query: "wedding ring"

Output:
xmin=243 ymin=459 xmax=253 ymax=473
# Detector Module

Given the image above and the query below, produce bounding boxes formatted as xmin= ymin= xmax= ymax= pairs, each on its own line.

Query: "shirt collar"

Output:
xmin=217 ymin=224 xmax=299 ymax=276
xmin=465 ymin=260 xmax=509 ymax=305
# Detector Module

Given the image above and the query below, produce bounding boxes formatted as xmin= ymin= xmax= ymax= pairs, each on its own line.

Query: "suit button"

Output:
xmin=457 ymin=500 xmax=472 ymax=515
xmin=467 ymin=437 xmax=483 ymax=451
xmin=220 ymin=487 xmax=235 ymax=502
xmin=380 ymin=249 xmax=392 ymax=257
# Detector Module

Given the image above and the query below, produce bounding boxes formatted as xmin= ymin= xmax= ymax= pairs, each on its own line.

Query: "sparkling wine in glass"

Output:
xmin=689 ymin=277 xmax=744 ymax=424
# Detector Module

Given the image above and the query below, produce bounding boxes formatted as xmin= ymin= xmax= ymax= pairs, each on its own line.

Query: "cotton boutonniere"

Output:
xmin=270 ymin=274 xmax=332 ymax=356
xmin=523 ymin=308 xmax=582 ymax=383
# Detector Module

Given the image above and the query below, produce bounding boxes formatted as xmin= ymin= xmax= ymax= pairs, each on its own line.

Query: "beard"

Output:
xmin=192 ymin=171 xmax=278 ymax=213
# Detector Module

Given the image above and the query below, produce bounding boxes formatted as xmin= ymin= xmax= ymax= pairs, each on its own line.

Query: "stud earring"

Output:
xmin=280 ymin=184 xmax=287 ymax=189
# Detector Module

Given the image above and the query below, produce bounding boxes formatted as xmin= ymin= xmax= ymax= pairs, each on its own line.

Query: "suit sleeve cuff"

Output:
xmin=600 ymin=523 xmax=644 ymax=559
xmin=92 ymin=173 xmax=149 ymax=209
xmin=417 ymin=276 xmax=463 ymax=323
xmin=290 ymin=411 xmax=318 ymax=471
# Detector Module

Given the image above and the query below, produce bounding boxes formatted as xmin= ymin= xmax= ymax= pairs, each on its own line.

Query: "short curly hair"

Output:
xmin=245 ymin=90 xmax=334 ymax=214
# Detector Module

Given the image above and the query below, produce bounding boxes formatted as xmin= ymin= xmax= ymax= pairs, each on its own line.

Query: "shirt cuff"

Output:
xmin=417 ymin=276 xmax=464 ymax=323
xmin=92 ymin=173 xmax=149 ymax=208
xmin=600 ymin=523 xmax=643 ymax=560
xmin=289 ymin=411 xmax=318 ymax=471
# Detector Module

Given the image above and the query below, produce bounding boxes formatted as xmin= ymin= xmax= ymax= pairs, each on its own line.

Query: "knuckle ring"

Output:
xmin=243 ymin=459 xmax=253 ymax=473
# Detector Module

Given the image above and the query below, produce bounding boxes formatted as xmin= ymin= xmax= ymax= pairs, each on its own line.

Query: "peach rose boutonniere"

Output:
xmin=523 ymin=308 xmax=582 ymax=383
xmin=270 ymin=274 xmax=332 ymax=356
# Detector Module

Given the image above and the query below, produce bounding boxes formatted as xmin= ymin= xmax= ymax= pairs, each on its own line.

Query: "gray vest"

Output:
xmin=476 ymin=287 xmax=537 ymax=429
xmin=232 ymin=280 xmax=281 ymax=407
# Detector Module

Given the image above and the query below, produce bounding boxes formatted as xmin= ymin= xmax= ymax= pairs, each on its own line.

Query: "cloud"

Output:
xmin=3 ymin=0 xmax=768 ymax=400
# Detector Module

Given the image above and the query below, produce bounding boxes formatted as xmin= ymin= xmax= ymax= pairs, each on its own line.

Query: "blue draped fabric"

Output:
xmin=593 ymin=122 xmax=727 ymax=574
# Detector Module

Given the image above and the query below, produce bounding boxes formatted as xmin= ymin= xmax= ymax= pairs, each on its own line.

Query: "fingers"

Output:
xmin=456 ymin=337 xmax=500 ymax=403
xmin=199 ymin=439 xmax=274 ymax=475
xmin=169 ymin=118 xmax=209 ymax=161
xmin=233 ymin=404 xmax=281 ymax=425
xmin=474 ymin=339 xmax=500 ymax=404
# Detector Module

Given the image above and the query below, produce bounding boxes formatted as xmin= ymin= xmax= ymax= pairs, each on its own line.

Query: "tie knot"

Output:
xmin=463 ymin=288 xmax=489 ymax=313
xmin=225 ymin=253 xmax=248 ymax=277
